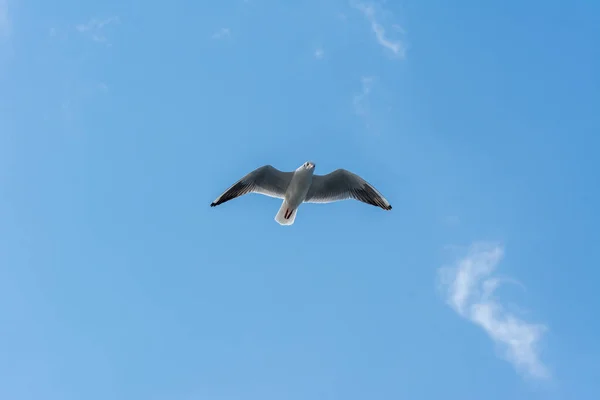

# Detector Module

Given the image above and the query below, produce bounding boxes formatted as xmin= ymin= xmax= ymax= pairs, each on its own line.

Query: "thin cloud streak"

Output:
xmin=353 ymin=76 xmax=375 ymax=117
xmin=438 ymin=242 xmax=550 ymax=380
xmin=212 ymin=28 xmax=231 ymax=39
xmin=353 ymin=1 xmax=405 ymax=58
xmin=76 ymin=16 xmax=119 ymax=44
xmin=76 ymin=16 xmax=119 ymax=32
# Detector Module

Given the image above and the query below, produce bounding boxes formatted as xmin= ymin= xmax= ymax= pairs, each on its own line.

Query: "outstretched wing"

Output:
xmin=305 ymin=169 xmax=392 ymax=210
xmin=210 ymin=165 xmax=294 ymax=207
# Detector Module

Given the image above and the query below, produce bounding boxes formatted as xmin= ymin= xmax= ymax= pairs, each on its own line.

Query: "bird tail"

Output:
xmin=274 ymin=200 xmax=297 ymax=226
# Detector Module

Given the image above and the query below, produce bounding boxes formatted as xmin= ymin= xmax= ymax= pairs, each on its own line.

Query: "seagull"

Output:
xmin=210 ymin=161 xmax=392 ymax=225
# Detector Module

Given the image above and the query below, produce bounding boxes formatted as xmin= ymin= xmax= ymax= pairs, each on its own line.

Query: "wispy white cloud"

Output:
xmin=76 ymin=16 xmax=119 ymax=44
xmin=352 ymin=1 xmax=405 ymax=58
xmin=353 ymin=76 xmax=382 ymax=132
xmin=314 ymin=48 xmax=324 ymax=59
xmin=76 ymin=16 xmax=119 ymax=33
xmin=212 ymin=28 xmax=231 ymax=39
xmin=353 ymin=76 xmax=375 ymax=117
xmin=438 ymin=242 xmax=550 ymax=380
xmin=0 ymin=0 xmax=10 ymax=39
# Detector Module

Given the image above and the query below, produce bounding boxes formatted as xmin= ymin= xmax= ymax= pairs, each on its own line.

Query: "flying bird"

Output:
xmin=210 ymin=161 xmax=392 ymax=225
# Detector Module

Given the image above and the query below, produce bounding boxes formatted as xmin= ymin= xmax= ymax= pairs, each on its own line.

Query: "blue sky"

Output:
xmin=1 ymin=0 xmax=599 ymax=399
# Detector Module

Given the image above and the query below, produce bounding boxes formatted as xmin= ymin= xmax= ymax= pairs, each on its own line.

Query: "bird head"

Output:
xmin=302 ymin=161 xmax=315 ymax=170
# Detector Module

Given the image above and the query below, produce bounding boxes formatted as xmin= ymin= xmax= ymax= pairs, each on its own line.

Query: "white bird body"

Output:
xmin=210 ymin=161 xmax=392 ymax=226
xmin=273 ymin=163 xmax=315 ymax=225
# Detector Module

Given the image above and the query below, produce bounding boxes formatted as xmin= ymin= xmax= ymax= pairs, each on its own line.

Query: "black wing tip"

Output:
xmin=210 ymin=202 xmax=217 ymax=207
xmin=386 ymin=204 xmax=392 ymax=210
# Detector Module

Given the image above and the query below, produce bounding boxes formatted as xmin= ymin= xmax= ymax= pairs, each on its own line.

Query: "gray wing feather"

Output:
xmin=211 ymin=165 xmax=294 ymax=207
xmin=305 ymin=169 xmax=392 ymax=210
